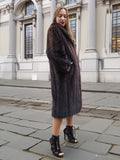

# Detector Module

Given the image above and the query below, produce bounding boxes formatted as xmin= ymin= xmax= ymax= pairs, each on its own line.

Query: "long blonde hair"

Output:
xmin=53 ymin=7 xmax=75 ymax=43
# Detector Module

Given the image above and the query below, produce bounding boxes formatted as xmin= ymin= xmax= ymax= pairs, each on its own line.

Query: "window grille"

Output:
xmin=112 ymin=4 xmax=120 ymax=52
xmin=25 ymin=24 xmax=33 ymax=59
xmin=69 ymin=14 xmax=76 ymax=41
xmin=25 ymin=1 xmax=34 ymax=15
xmin=66 ymin=0 xmax=76 ymax=5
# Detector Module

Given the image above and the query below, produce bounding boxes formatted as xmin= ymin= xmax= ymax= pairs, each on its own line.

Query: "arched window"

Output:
xmin=24 ymin=1 xmax=35 ymax=59
xmin=25 ymin=1 xmax=35 ymax=15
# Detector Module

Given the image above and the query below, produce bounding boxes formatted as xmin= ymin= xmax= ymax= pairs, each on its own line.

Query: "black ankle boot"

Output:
xmin=63 ymin=126 xmax=78 ymax=143
xmin=49 ymin=135 xmax=64 ymax=158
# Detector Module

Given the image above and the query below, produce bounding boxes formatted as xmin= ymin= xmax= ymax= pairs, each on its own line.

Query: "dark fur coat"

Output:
xmin=46 ymin=22 xmax=82 ymax=118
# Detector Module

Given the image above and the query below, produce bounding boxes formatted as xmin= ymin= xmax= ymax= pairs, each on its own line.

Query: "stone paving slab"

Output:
xmin=88 ymin=109 xmax=116 ymax=119
xmin=113 ymin=113 xmax=120 ymax=120
xmin=92 ymin=154 xmax=120 ymax=160
xmin=7 ymin=136 xmax=41 ymax=150
xmin=109 ymin=145 xmax=120 ymax=155
xmin=0 ymin=116 xmax=19 ymax=123
xmin=0 ymin=146 xmax=41 ymax=160
xmin=63 ymin=139 xmax=84 ymax=149
xmin=113 ymin=121 xmax=120 ymax=127
xmin=0 ymin=122 xmax=36 ymax=135
xmin=0 ymin=130 xmax=26 ymax=142
xmin=80 ymin=118 xmax=113 ymax=133
xmin=97 ymin=134 xmax=120 ymax=145
xmin=106 ymin=155 xmax=120 ymax=160
xmin=30 ymin=127 xmax=53 ymax=141
xmin=92 ymin=94 xmax=120 ymax=108
xmin=79 ymin=141 xmax=111 ymax=154
xmin=29 ymin=141 xmax=97 ymax=160
xmin=29 ymin=141 xmax=54 ymax=159
xmin=0 ymin=130 xmax=41 ymax=150
xmin=97 ymin=106 xmax=120 ymax=111
xmin=0 ymin=139 xmax=8 ymax=146
xmin=62 ymin=146 xmax=97 ymax=160
xmin=0 ymin=86 xmax=52 ymax=102
xmin=0 ymin=106 xmax=21 ymax=115
xmin=73 ymin=115 xmax=93 ymax=127
xmin=105 ymin=126 xmax=120 ymax=137
xmin=13 ymin=120 xmax=51 ymax=130
xmin=5 ymin=109 xmax=52 ymax=124
xmin=82 ymin=92 xmax=109 ymax=104
xmin=76 ymin=130 xmax=100 ymax=142
xmin=30 ymin=126 xmax=66 ymax=145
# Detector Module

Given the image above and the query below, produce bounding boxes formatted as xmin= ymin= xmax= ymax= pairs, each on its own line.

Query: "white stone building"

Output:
xmin=0 ymin=0 xmax=120 ymax=82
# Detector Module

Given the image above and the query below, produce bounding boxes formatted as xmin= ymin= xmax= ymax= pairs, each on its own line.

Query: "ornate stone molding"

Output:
xmin=57 ymin=1 xmax=64 ymax=7
xmin=0 ymin=4 xmax=14 ymax=15
xmin=35 ymin=0 xmax=42 ymax=4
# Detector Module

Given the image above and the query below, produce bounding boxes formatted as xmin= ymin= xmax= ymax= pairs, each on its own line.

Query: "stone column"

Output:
xmin=76 ymin=7 xmax=81 ymax=57
xmin=8 ymin=3 xmax=16 ymax=58
xmin=2 ymin=2 xmax=17 ymax=79
xmin=105 ymin=1 xmax=111 ymax=54
xmin=80 ymin=0 xmax=99 ymax=82
xmin=86 ymin=0 xmax=96 ymax=52
xmin=50 ymin=0 xmax=56 ymax=24
xmin=36 ymin=0 xmax=43 ymax=55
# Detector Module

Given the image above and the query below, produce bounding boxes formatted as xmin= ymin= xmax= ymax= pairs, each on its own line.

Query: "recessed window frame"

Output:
xmin=112 ymin=3 xmax=120 ymax=53
xmin=24 ymin=23 xmax=33 ymax=59
xmin=69 ymin=14 xmax=77 ymax=42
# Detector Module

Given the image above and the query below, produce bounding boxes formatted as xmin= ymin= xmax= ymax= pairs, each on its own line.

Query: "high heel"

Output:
xmin=49 ymin=135 xmax=64 ymax=158
xmin=63 ymin=126 xmax=78 ymax=143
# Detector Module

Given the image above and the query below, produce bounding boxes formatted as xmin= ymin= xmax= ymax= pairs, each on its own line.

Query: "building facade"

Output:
xmin=0 ymin=0 xmax=120 ymax=82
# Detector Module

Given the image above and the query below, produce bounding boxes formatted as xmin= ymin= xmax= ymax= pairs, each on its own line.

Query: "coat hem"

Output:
xmin=52 ymin=110 xmax=81 ymax=119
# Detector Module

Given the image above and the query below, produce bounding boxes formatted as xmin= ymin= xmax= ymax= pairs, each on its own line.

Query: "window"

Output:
xmin=25 ymin=1 xmax=34 ymax=15
xmin=25 ymin=24 xmax=33 ymax=59
xmin=112 ymin=4 xmax=120 ymax=52
xmin=69 ymin=14 xmax=76 ymax=41
xmin=66 ymin=0 xmax=76 ymax=5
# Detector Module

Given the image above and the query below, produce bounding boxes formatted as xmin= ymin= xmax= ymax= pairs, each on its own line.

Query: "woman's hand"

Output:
xmin=67 ymin=62 xmax=73 ymax=72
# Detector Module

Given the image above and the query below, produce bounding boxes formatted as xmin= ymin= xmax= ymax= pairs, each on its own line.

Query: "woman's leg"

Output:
xmin=52 ymin=117 xmax=63 ymax=136
xmin=64 ymin=116 xmax=77 ymax=143
xmin=66 ymin=116 xmax=73 ymax=126
xmin=50 ymin=117 xmax=64 ymax=157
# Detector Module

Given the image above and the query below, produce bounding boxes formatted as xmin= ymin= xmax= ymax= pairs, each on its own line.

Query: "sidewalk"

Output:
xmin=0 ymin=80 xmax=120 ymax=159
xmin=0 ymin=94 xmax=120 ymax=160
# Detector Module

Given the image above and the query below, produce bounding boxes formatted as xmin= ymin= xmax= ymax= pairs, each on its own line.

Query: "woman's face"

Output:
xmin=56 ymin=9 xmax=67 ymax=27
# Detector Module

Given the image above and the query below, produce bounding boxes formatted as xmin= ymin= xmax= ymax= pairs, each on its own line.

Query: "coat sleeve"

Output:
xmin=46 ymin=27 xmax=72 ymax=73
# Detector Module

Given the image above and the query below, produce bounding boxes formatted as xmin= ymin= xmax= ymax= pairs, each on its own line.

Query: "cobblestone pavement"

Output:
xmin=0 ymin=98 xmax=120 ymax=160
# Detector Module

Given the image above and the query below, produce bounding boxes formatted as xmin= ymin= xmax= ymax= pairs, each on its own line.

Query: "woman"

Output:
xmin=46 ymin=7 xmax=82 ymax=158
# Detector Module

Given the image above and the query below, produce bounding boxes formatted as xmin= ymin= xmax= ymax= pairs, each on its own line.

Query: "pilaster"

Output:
xmin=36 ymin=0 xmax=43 ymax=55
xmin=86 ymin=0 xmax=96 ymax=52
xmin=2 ymin=2 xmax=17 ymax=79
xmin=76 ymin=7 xmax=81 ymax=57
xmin=105 ymin=1 xmax=112 ymax=54
xmin=80 ymin=0 xmax=99 ymax=82
xmin=50 ymin=0 xmax=57 ymax=24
